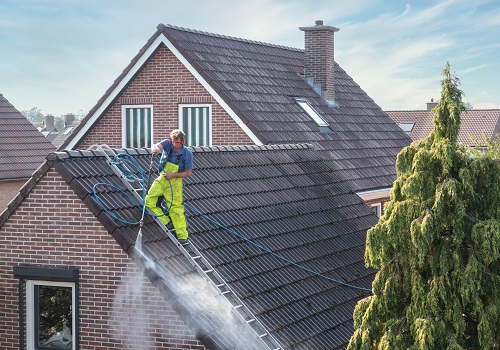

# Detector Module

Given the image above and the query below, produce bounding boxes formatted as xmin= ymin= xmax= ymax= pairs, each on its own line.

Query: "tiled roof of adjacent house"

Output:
xmin=60 ymin=23 xmax=411 ymax=193
xmin=387 ymin=109 xmax=500 ymax=146
xmin=0 ymin=93 xmax=56 ymax=180
xmin=2 ymin=144 xmax=377 ymax=349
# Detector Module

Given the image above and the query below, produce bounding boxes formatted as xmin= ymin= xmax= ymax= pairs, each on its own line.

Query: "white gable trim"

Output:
xmin=67 ymin=34 xmax=261 ymax=150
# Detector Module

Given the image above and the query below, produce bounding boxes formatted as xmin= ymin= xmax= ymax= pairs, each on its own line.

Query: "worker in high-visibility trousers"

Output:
xmin=146 ymin=129 xmax=193 ymax=244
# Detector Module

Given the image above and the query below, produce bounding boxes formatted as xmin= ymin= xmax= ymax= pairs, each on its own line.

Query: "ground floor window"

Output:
xmin=27 ymin=281 xmax=75 ymax=349
xmin=13 ymin=266 xmax=79 ymax=350
xmin=179 ymin=104 xmax=211 ymax=146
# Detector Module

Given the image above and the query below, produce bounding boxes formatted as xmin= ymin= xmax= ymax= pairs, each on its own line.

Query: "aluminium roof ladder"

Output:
xmin=95 ymin=146 xmax=283 ymax=350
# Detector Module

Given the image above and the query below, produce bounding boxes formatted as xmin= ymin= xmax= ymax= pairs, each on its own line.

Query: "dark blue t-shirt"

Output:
xmin=159 ymin=139 xmax=193 ymax=172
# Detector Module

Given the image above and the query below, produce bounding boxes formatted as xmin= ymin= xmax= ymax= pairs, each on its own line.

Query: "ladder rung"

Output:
xmin=259 ymin=333 xmax=268 ymax=338
xmin=216 ymin=283 xmax=225 ymax=288
xmin=233 ymin=304 xmax=243 ymax=309
xmin=221 ymin=290 xmax=231 ymax=295
xmin=246 ymin=319 xmax=255 ymax=324
xmin=192 ymin=255 xmax=201 ymax=260
xmin=203 ymin=269 xmax=213 ymax=273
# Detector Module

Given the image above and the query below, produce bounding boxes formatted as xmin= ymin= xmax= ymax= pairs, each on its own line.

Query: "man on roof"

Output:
xmin=146 ymin=129 xmax=193 ymax=244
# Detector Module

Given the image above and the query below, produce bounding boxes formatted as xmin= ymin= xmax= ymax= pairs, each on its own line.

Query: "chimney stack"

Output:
xmin=43 ymin=114 xmax=58 ymax=132
xmin=426 ymin=98 xmax=438 ymax=111
xmin=64 ymin=113 xmax=75 ymax=127
xmin=299 ymin=20 xmax=339 ymax=102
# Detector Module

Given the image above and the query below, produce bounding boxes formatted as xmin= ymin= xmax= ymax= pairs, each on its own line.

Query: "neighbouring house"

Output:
xmin=34 ymin=113 xmax=81 ymax=148
xmin=387 ymin=99 xmax=500 ymax=148
xmin=0 ymin=144 xmax=377 ymax=349
xmin=59 ymin=21 xmax=411 ymax=216
xmin=0 ymin=93 xmax=56 ymax=210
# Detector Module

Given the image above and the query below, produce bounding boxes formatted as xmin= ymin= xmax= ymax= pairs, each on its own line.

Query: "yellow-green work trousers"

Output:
xmin=145 ymin=162 xmax=188 ymax=240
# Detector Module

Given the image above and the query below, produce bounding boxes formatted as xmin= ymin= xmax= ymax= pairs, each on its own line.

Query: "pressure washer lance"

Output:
xmin=137 ymin=150 xmax=157 ymax=239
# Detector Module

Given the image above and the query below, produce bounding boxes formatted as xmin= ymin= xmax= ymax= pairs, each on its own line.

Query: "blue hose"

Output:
xmin=92 ymin=154 xmax=172 ymax=225
xmin=94 ymin=152 xmax=372 ymax=293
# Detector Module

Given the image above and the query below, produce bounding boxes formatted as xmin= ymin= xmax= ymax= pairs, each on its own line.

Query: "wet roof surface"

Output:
xmin=51 ymin=144 xmax=377 ymax=349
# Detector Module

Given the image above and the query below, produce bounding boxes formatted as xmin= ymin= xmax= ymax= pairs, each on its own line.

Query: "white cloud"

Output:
xmin=2 ymin=0 xmax=500 ymax=115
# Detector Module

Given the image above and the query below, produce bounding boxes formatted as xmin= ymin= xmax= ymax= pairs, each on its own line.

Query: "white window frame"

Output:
xmin=26 ymin=280 xmax=76 ymax=350
xmin=178 ymin=104 xmax=212 ymax=146
xmin=121 ymin=104 xmax=154 ymax=148
xmin=371 ymin=203 xmax=382 ymax=218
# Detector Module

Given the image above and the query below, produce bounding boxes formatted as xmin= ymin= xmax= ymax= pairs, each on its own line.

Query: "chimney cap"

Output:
xmin=300 ymin=20 xmax=339 ymax=32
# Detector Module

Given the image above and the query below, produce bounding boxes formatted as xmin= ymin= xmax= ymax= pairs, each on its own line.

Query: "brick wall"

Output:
xmin=78 ymin=44 xmax=253 ymax=150
xmin=0 ymin=169 xmax=206 ymax=350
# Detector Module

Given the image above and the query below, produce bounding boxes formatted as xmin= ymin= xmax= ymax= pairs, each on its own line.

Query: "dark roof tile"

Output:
xmin=38 ymin=144 xmax=377 ymax=349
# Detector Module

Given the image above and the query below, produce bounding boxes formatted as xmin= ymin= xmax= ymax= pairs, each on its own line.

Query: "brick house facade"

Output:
xmin=78 ymin=45 xmax=252 ymax=151
xmin=0 ymin=169 xmax=206 ymax=350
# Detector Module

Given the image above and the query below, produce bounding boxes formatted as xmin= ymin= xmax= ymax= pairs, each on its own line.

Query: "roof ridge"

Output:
xmin=159 ymin=23 xmax=303 ymax=53
xmin=190 ymin=143 xmax=314 ymax=153
xmin=48 ymin=144 xmax=315 ymax=160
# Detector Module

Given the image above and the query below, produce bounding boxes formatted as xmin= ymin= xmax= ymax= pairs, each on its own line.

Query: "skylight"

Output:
xmin=294 ymin=98 xmax=329 ymax=127
xmin=398 ymin=122 xmax=415 ymax=133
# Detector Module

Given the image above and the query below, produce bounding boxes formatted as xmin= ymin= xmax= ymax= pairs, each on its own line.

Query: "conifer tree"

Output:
xmin=348 ymin=62 xmax=500 ymax=349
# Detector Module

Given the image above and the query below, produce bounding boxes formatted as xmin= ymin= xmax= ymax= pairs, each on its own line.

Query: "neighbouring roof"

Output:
xmin=60 ymin=23 xmax=411 ymax=193
xmin=33 ymin=116 xmax=81 ymax=148
xmin=0 ymin=93 xmax=56 ymax=181
xmin=1 ymin=144 xmax=377 ymax=349
xmin=387 ymin=109 xmax=500 ymax=146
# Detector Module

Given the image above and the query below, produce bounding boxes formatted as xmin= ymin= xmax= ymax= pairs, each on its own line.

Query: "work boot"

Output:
xmin=166 ymin=221 xmax=174 ymax=231
xmin=178 ymin=238 xmax=189 ymax=245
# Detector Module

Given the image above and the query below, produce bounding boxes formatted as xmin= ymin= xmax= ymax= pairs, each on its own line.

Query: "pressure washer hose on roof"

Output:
xmin=93 ymin=151 xmax=372 ymax=293
xmin=184 ymin=203 xmax=372 ymax=292
xmin=92 ymin=152 xmax=173 ymax=225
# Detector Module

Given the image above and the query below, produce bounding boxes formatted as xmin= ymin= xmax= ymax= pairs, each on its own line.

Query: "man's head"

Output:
xmin=170 ymin=129 xmax=185 ymax=151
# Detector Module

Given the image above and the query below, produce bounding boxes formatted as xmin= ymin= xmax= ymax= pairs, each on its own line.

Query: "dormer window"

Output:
xmin=294 ymin=98 xmax=329 ymax=127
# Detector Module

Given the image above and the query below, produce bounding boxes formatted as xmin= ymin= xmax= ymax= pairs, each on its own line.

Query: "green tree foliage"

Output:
xmin=21 ymin=106 xmax=44 ymax=122
xmin=348 ymin=62 xmax=500 ymax=349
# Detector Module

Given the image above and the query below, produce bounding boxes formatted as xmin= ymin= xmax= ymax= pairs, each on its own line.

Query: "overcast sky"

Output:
xmin=1 ymin=0 xmax=500 ymax=117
